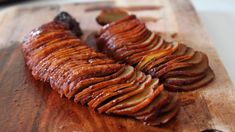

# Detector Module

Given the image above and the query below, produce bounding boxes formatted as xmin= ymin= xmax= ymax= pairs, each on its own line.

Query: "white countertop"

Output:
xmin=191 ymin=0 xmax=235 ymax=85
xmin=1 ymin=0 xmax=235 ymax=85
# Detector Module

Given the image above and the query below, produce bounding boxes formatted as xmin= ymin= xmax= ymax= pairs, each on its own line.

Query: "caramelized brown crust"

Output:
xmin=22 ymin=13 xmax=179 ymax=126
xmin=96 ymin=15 xmax=215 ymax=92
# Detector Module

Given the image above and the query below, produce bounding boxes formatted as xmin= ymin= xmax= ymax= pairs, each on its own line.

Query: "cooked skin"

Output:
xmin=96 ymin=8 xmax=129 ymax=26
xmin=22 ymin=12 xmax=179 ymax=126
xmin=99 ymin=15 xmax=137 ymax=35
xmin=96 ymin=15 xmax=215 ymax=92
xmin=164 ymin=68 xmax=214 ymax=91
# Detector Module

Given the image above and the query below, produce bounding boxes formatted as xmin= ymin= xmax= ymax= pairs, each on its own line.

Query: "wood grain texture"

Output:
xmin=0 ymin=0 xmax=234 ymax=131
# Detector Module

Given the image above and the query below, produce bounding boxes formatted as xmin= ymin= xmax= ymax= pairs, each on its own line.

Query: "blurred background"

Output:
xmin=0 ymin=0 xmax=235 ymax=84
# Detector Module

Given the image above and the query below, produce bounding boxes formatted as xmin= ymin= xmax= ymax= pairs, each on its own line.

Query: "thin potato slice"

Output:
xmin=99 ymin=15 xmax=136 ymax=34
xmin=135 ymin=49 xmax=173 ymax=71
xmin=64 ymin=67 xmax=125 ymax=98
xmin=88 ymin=83 xmax=135 ymax=109
xmin=111 ymin=84 xmax=164 ymax=115
xmin=144 ymin=106 xmax=180 ymax=126
xmin=106 ymin=77 xmax=157 ymax=114
xmin=97 ymin=72 xmax=147 ymax=113
xmin=134 ymin=92 xmax=170 ymax=119
xmin=165 ymin=68 xmax=214 ymax=91
xmin=164 ymin=73 xmax=206 ymax=86
xmin=160 ymin=94 xmax=179 ymax=114
xmin=162 ymin=52 xmax=209 ymax=78
xmin=74 ymin=66 xmax=134 ymax=103
xmin=105 ymin=75 xmax=152 ymax=114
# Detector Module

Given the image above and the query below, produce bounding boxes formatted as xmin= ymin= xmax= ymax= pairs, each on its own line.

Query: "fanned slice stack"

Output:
xmin=96 ymin=15 xmax=215 ymax=92
xmin=22 ymin=12 xmax=179 ymax=126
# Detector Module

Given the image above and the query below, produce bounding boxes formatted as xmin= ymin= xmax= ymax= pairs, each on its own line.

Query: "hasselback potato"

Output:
xmin=96 ymin=15 xmax=215 ymax=92
xmin=22 ymin=12 xmax=179 ymax=126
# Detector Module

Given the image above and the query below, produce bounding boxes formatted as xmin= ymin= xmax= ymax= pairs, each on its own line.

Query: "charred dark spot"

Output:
xmin=54 ymin=11 xmax=83 ymax=37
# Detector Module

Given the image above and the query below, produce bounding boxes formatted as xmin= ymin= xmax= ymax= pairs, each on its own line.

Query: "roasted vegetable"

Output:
xmin=96 ymin=8 xmax=129 ymax=26
xmin=22 ymin=12 xmax=179 ymax=126
xmin=96 ymin=15 xmax=215 ymax=92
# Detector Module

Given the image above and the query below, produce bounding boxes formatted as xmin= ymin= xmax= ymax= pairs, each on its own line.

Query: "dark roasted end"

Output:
xmin=54 ymin=11 xmax=83 ymax=37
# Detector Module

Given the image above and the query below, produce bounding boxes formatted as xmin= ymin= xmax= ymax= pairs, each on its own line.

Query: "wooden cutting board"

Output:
xmin=0 ymin=0 xmax=235 ymax=131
